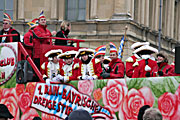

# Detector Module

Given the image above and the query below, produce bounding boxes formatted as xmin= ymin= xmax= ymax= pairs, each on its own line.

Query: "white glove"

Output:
xmin=87 ymin=76 xmax=94 ymax=80
xmin=46 ymin=79 xmax=51 ymax=86
xmin=81 ymin=75 xmax=88 ymax=80
xmin=52 ymin=74 xmax=64 ymax=82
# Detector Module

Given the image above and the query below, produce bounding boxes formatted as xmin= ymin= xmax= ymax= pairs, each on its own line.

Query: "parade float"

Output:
xmin=0 ymin=39 xmax=180 ymax=120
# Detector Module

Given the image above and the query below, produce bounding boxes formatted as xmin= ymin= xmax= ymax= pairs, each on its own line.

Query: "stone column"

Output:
xmin=18 ymin=0 xmax=24 ymax=20
xmin=178 ymin=2 xmax=180 ymax=40
xmin=90 ymin=0 xmax=98 ymax=19
xmin=112 ymin=0 xmax=131 ymax=20
xmin=154 ymin=0 xmax=160 ymax=31
xmin=51 ymin=0 xmax=58 ymax=19
xmin=58 ymin=0 xmax=65 ymax=20
xmin=170 ymin=0 xmax=175 ymax=38
xmin=140 ymin=0 xmax=145 ymax=24
xmin=144 ymin=0 xmax=149 ymax=26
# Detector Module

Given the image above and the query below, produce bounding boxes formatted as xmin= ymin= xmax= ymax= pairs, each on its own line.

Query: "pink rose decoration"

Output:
xmin=93 ymin=88 xmax=102 ymax=101
xmin=158 ymin=91 xmax=180 ymax=120
xmin=25 ymin=82 xmax=36 ymax=101
xmin=78 ymin=80 xmax=94 ymax=95
xmin=0 ymin=88 xmax=20 ymax=120
xmin=119 ymin=87 xmax=154 ymax=120
xmin=15 ymin=84 xmax=25 ymax=97
xmin=21 ymin=108 xmax=39 ymax=120
xmin=42 ymin=112 xmax=63 ymax=120
xmin=102 ymin=79 xmax=128 ymax=112
xmin=18 ymin=92 xmax=31 ymax=113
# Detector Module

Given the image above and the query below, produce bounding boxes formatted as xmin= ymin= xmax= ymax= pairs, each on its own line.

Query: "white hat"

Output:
xmin=76 ymin=48 xmax=95 ymax=58
xmin=45 ymin=49 xmax=62 ymax=58
xmin=131 ymin=42 xmax=150 ymax=50
xmin=133 ymin=45 xmax=158 ymax=55
xmin=58 ymin=50 xmax=77 ymax=59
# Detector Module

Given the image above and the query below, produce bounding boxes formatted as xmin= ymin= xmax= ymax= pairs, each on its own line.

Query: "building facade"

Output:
xmin=0 ymin=0 xmax=180 ymax=62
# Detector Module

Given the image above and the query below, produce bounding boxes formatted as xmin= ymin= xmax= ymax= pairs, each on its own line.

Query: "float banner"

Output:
xmin=31 ymin=83 xmax=113 ymax=119
xmin=0 ymin=42 xmax=18 ymax=85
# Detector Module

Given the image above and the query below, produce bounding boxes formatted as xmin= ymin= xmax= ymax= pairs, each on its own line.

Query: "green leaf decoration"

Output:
xmin=4 ymin=73 xmax=16 ymax=88
xmin=126 ymin=78 xmax=145 ymax=90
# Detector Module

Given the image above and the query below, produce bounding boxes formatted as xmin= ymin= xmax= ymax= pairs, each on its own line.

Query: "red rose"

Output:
xmin=15 ymin=84 xmax=25 ymax=96
xmin=158 ymin=92 xmax=180 ymax=119
xmin=78 ymin=80 xmax=94 ymax=95
xmin=93 ymin=88 xmax=102 ymax=101
xmin=18 ymin=92 xmax=31 ymax=113
xmin=42 ymin=112 xmax=63 ymax=120
xmin=25 ymin=82 xmax=36 ymax=101
xmin=102 ymin=79 xmax=128 ymax=112
xmin=21 ymin=108 xmax=39 ymax=120
xmin=119 ymin=87 xmax=154 ymax=120
xmin=1 ymin=88 xmax=20 ymax=120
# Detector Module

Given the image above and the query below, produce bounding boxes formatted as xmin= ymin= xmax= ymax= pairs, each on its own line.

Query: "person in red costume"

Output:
xmin=126 ymin=42 xmax=150 ymax=78
xmin=41 ymin=49 xmax=62 ymax=82
xmin=0 ymin=13 xmax=20 ymax=43
xmin=23 ymin=18 xmax=38 ymax=57
xmin=152 ymin=52 xmax=174 ymax=77
xmin=51 ymin=50 xmax=79 ymax=83
xmin=132 ymin=45 xmax=158 ymax=78
xmin=101 ymin=42 xmax=124 ymax=79
xmin=76 ymin=48 xmax=102 ymax=80
xmin=33 ymin=10 xmax=52 ymax=69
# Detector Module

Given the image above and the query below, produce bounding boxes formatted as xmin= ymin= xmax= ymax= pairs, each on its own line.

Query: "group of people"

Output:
xmin=41 ymin=43 xmax=124 ymax=84
xmin=0 ymin=12 xmax=178 ymax=82
xmin=41 ymin=40 xmax=178 ymax=84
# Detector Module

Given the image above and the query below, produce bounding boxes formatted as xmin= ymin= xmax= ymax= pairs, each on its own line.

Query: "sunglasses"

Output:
xmin=3 ymin=22 xmax=9 ymax=25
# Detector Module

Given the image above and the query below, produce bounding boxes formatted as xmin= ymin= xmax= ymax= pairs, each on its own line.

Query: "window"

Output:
xmin=0 ymin=0 xmax=14 ymax=21
xmin=65 ymin=0 xmax=86 ymax=21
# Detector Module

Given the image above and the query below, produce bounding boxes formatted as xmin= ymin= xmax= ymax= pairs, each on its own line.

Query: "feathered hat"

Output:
xmin=27 ymin=18 xmax=38 ymax=28
xmin=109 ymin=42 xmax=117 ymax=53
xmin=39 ymin=10 xmax=46 ymax=19
xmin=3 ymin=13 xmax=13 ymax=24
xmin=94 ymin=45 xmax=106 ymax=58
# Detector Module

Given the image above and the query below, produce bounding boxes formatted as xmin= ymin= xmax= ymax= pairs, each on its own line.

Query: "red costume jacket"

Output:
xmin=59 ymin=61 xmax=79 ymax=81
xmin=108 ymin=58 xmax=124 ymax=78
xmin=23 ymin=29 xmax=33 ymax=57
xmin=77 ymin=58 xmax=102 ymax=79
xmin=132 ymin=59 xmax=157 ymax=78
xmin=126 ymin=55 xmax=140 ymax=78
xmin=33 ymin=24 xmax=52 ymax=58
xmin=152 ymin=62 xmax=174 ymax=77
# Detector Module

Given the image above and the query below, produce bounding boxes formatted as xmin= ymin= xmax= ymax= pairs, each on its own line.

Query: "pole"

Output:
xmin=158 ymin=0 xmax=162 ymax=52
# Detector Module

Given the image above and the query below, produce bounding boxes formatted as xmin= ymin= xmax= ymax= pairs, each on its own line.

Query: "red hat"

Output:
xmin=39 ymin=10 xmax=46 ymax=19
xmin=3 ymin=13 xmax=12 ymax=23
xmin=109 ymin=42 xmax=117 ymax=53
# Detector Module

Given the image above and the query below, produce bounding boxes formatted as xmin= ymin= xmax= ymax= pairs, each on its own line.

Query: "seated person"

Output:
xmin=152 ymin=52 xmax=174 ymax=77
xmin=41 ymin=49 xmax=62 ymax=81
xmin=76 ymin=48 xmax=102 ymax=80
xmin=52 ymin=50 xmax=79 ymax=83
xmin=132 ymin=45 xmax=158 ymax=78
xmin=101 ymin=42 xmax=124 ymax=79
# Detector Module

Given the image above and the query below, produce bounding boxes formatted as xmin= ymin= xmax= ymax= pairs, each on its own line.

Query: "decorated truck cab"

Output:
xmin=0 ymin=41 xmax=180 ymax=120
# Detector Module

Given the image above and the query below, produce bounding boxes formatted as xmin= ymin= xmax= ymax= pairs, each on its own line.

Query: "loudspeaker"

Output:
xmin=175 ymin=46 xmax=180 ymax=74
xmin=16 ymin=60 xmax=33 ymax=84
